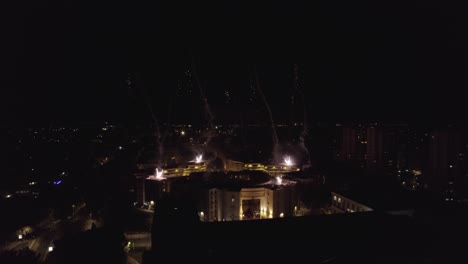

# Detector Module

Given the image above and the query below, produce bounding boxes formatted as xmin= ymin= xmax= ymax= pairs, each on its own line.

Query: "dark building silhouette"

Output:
xmin=47 ymin=228 xmax=126 ymax=264
xmin=340 ymin=124 xmax=403 ymax=174
xmin=144 ymin=197 xmax=468 ymax=264
xmin=366 ymin=126 xmax=383 ymax=171
xmin=427 ymin=129 xmax=466 ymax=197
xmin=340 ymin=125 xmax=366 ymax=166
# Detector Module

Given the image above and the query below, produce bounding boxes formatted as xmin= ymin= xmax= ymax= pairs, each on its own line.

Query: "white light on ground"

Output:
xmin=283 ymin=156 xmax=293 ymax=166
xmin=48 ymin=246 xmax=53 ymax=252
xmin=275 ymin=176 xmax=283 ymax=185
xmin=195 ymin=154 xmax=203 ymax=163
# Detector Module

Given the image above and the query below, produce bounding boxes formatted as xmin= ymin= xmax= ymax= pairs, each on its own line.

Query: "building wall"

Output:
xmin=136 ymin=176 xmax=146 ymax=205
xmin=240 ymin=187 xmax=267 ymax=220
xmin=222 ymin=191 xmax=240 ymax=221
xmin=225 ymin=160 xmax=245 ymax=171
xmin=200 ymin=186 xmax=297 ymax=222
xmin=272 ymin=187 xmax=297 ymax=218
xmin=330 ymin=192 xmax=373 ymax=214
xmin=339 ymin=125 xmax=367 ymax=166
xmin=366 ymin=126 xmax=384 ymax=171
xmin=427 ymin=129 xmax=464 ymax=195
xmin=144 ymin=180 xmax=168 ymax=205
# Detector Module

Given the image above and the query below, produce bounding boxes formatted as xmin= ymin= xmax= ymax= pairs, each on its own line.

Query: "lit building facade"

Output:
xmin=135 ymin=167 xmax=299 ymax=221
xmin=199 ymin=185 xmax=297 ymax=222
xmin=137 ymin=159 xmax=299 ymax=180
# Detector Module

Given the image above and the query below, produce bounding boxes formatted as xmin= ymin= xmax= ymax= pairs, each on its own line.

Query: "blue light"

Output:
xmin=54 ymin=180 xmax=62 ymax=185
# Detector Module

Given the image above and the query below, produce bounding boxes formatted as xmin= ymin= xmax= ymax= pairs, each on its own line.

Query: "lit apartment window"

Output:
xmin=333 ymin=196 xmax=337 ymax=201
xmin=337 ymin=197 xmax=342 ymax=203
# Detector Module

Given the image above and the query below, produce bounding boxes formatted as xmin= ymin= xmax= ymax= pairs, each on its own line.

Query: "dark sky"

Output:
xmin=1 ymin=0 xmax=465 ymax=125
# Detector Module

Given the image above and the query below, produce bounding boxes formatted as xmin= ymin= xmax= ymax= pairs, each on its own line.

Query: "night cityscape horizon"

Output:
xmin=1 ymin=0 xmax=467 ymax=263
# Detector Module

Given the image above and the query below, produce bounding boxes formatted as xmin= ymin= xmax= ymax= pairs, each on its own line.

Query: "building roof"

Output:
xmin=333 ymin=189 xmax=419 ymax=212
xmin=148 ymin=208 xmax=426 ymax=263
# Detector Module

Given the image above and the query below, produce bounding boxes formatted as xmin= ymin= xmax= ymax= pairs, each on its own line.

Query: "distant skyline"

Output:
xmin=1 ymin=0 xmax=465 ymax=125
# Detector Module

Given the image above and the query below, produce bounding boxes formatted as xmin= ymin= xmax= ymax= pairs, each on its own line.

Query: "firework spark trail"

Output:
xmin=192 ymin=57 xmax=215 ymax=146
xmin=136 ymin=74 xmax=165 ymax=167
xmin=292 ymin=64 xmax=311 ymax=167
xmin=254 ymin=66 xmax=279 ymax=162
xmin=160 ymin=97 xmax=173 ymax=149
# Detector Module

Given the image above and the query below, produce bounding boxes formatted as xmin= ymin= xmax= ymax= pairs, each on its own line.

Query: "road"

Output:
xmin=1 ymin=201 xmax=103 ymax=262
xmin=125 ymin=232 xmax=151 ymax=264
xmin=127 ymin=255 xmax=141 ymax=264
xmin=125 ymin=232 xmax=151 ymax=251
xmin=1 ymin=144 xmax=136 ymax=262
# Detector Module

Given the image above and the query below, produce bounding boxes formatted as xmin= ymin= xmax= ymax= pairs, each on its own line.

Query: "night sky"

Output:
xmin=1 ymin=0 xmax=465 ymax=125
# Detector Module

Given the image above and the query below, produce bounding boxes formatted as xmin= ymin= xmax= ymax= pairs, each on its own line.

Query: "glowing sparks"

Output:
xmin=189 ymin=154 xmax=204 ymax=164
xmin=283 ymin=156 xmax=293 ymax=166
xmin=156 ymin=168 xmax=164 ymax=179
xmin=275 ymin=176 xmax=283 ymax=185
xmin=147 ymin=168 xmax=166 ymax=181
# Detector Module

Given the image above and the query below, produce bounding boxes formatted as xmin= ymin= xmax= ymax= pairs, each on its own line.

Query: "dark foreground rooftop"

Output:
xmin=144 ymin=197 xmax=468 ymax=264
